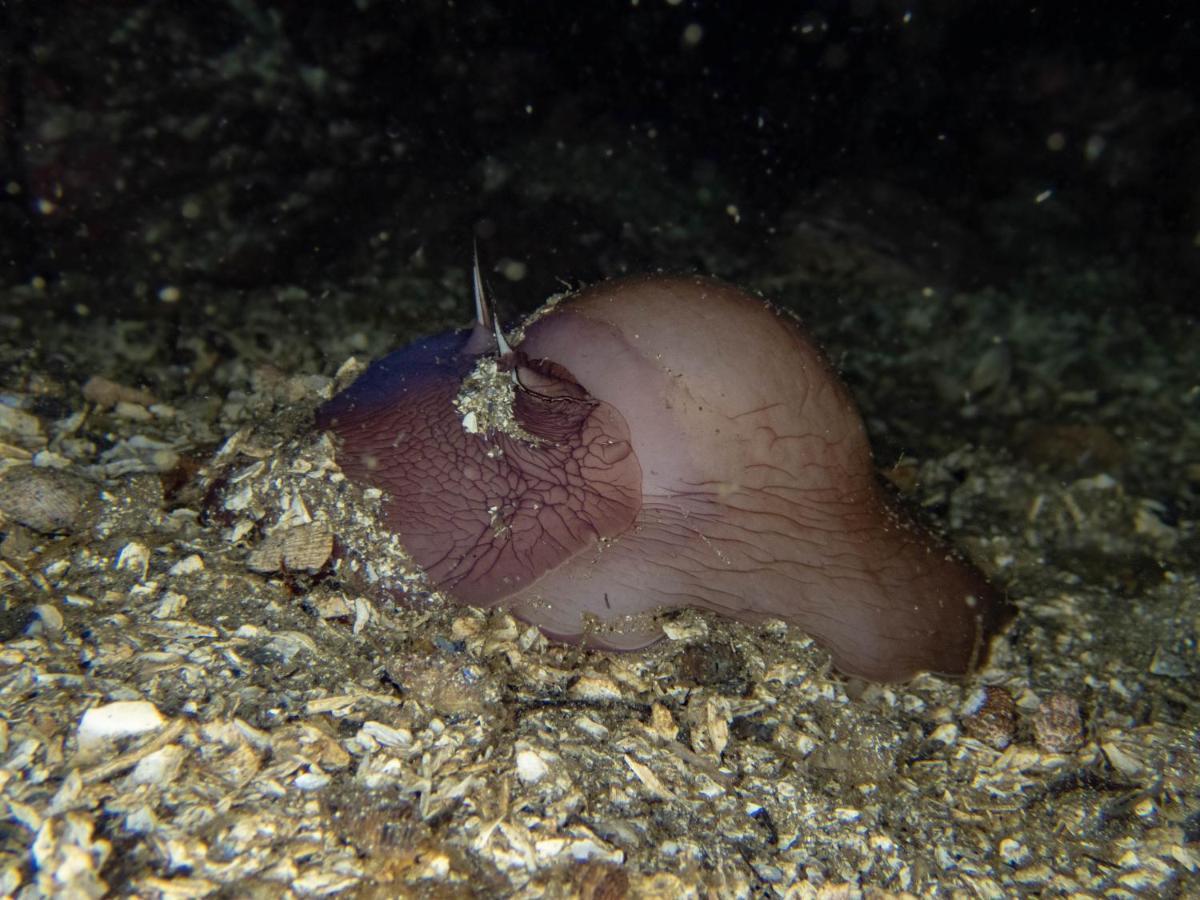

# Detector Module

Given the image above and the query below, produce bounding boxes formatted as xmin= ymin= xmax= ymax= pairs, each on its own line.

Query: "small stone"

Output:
xmin=113 ymin=400 xmax=153 ymax=422
xmin=661 ymin=617 xmax=708 ymax=642
xmin=1032 ymin=692 xmax=1084 ymax=753
xmin=575 ymin=716 xmax=610 ymax=741
xmin=82 ymin=375 xmax=155 ymax=408
xmin=309 ymin=593 xmax=354 ymax=619
xmin=1148 ymin=646 xmax=1190 ymax=679
xmin=961 ymin=685 xmax=1017 ymax=750
xmin=152 ymin=591 xmax=188 ymax=618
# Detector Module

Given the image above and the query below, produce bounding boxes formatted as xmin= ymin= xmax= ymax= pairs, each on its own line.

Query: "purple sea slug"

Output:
xmin=317 ymin=260 xmax=1012 ymax=681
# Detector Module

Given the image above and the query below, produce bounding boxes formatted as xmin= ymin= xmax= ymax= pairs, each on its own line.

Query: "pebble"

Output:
xmin=81 ymin=375 xmax=155 ymax=408
xmin=359 ymin=721 xmax=413 ymax=750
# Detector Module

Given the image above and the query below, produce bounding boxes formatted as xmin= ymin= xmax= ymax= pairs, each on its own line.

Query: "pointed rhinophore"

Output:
xmin=465 ymin=242 xmax=515 ymax=364
xmin=472 ymin=240 xmax=492 ymax=334
xmin=464 ymin=241 xmax=497 ymax=356
xmin=468 ymin=243 xmax=518 ymax=389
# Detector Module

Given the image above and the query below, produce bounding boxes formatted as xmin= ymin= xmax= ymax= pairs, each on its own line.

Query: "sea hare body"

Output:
xmin=317 ymin=274 xmax=1012 ymax=681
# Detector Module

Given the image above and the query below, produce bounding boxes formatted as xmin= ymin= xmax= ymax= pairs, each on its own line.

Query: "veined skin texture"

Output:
xmin=317 ymin=275 xmax=1013 ymax=682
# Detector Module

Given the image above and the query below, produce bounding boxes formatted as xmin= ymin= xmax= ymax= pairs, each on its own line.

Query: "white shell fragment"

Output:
xmin=127 ymin=745 xmax=187 ymax=787
xmin=567 ymin=673 xmax=622 ymax=703
xmin=294 ymin=770 xmax=331 ymax=791
xmin=26 ymin=604 xmax=65 ymax=635
xmin=168 ymin=554 xmax=204 ymax=576
xmin=359 ymin=721 xmax=413 ymax=749
xmin=115 ymin=541 xmax=151 ymax=579
xmin=515 ymin=748 xmax=551 ymax=784
xmin=77 ymin=701 xmax=166 ymax=752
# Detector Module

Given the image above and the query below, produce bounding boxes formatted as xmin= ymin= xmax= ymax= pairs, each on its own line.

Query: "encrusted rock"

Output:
xmin=1031 ymin=692 xmax=1085 ymax=754
xmin=960 ymin=685 xmax=1017 ymax=750
xmin=0 ymin=467 xmax=97 ymax=534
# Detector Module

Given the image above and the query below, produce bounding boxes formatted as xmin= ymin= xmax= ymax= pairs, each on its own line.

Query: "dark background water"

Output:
xmin=1 ymin=1 xmax=1197 ymax=316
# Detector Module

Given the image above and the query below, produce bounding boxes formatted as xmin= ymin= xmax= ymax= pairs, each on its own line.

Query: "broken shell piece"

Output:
xmin=0 ymin=467 xmax=97 ymax=534
xmin=77 ymin=701 xmax=165 ymax=752
xmin=246 ymin=521 xmax=333 ymax=574
xmin=568 ymin=674 xmax=623 ymax=703
xmin=26 ymin=604 xmax=64 ymax=635
xmin=127 ymin=744 xmax=187 ymax=787
xmin=295 ymin=770 xmax=332 ymax=791
xmin=30 ymin=811 xmax=111 ymax=898
xmin=115 ymin=542 xmax=151 ymax=580
xmin=309 ymin=593 xmax=354 ymax=620
xmin=277 ymin=490 xmax=313 ymax=529
xmin=1101 ymin=739 xmax=1144 ymax=778
xmin=359 ymin=721 xmax=413 ymax=750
